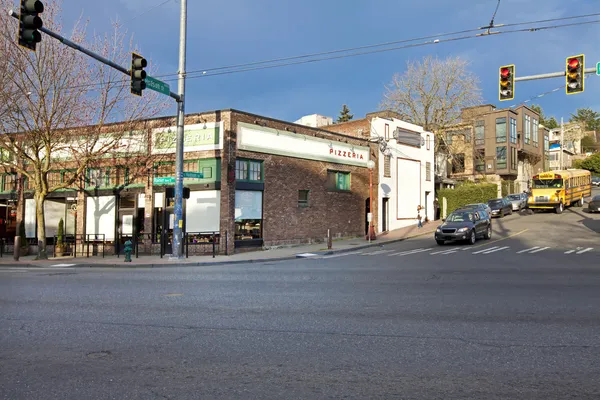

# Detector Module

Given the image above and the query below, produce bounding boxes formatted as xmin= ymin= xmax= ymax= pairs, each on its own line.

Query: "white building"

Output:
xmin=549 ymin=144 xmax=575 ymax=170
xmin=294 ymin=114 xmax=333 ymax=128
xmin=326 ymin=111 xmax=435 ymax=233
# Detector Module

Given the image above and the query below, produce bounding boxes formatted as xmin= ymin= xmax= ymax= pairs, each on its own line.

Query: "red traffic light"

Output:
xmin=567 ymin=58 xmax=580 ymax=70
xmin=500 ymin=68 xmax=511 ymax=78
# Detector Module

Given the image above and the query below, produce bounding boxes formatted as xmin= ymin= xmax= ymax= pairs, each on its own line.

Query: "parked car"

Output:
xmin=506 ymin=193 xmax=527 ymax=211
xmin=462 ymin=203 xmax=492 ymax=216
xmin=487 ymin=198 xmax=513 ymax=217
xmin=592 ymin=177 xmax=600 ymax=187
xmin=588 ymin=195 xmax=600 ymax=213
xmin=435 ymin=208 xmax=492 ymax=245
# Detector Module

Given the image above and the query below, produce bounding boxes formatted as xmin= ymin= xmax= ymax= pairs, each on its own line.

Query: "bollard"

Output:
xmin=14 ymin=235 xmax=21 ymax=261
xmin=327 ymin=229 xmax=332 ymax=250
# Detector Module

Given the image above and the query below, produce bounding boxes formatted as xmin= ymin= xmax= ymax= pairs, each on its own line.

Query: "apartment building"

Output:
xmin=443 ymin=105 xmax=549 ymax=195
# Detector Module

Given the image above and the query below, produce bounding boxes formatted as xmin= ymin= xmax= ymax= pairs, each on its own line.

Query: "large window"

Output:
xmin=452 ymin=153 xmax=465 ymax=173
xmin=475 ymin=120 xmax=485 ymax=146
xmin=327 ymin=170 xmax=350 ymax=191
xmin=532 ymin=119 xmax=539 ymax=147
xmin=496 ymin=146 xmax=507 ymax=169
xmin=511 ymin=147 xmax=518 ymax=170
xmin=510 ymin=117 xmax=517 ymax=144
xmin=475 ymin=150 xmax=485 ymax=172
xmin=496 ymin=118 xmax=507 ymax=143
xmin=544 ymin=134 xmax=549 ymax=152
xmin=235 ymin=190 xmax=263 ymax=242
xmin=524 ymin=115 xmax=531 ymax=144
xmin=236 ymin=159 xmax=262 ymax=182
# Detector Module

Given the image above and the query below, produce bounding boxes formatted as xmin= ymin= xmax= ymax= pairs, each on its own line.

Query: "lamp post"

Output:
xmin=366 ymin=159 xmax=376 ymax=242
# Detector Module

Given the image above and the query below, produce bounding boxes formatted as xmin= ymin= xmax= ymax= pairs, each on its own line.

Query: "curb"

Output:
xmin=0 ymin=227 xmax=437 ymax=269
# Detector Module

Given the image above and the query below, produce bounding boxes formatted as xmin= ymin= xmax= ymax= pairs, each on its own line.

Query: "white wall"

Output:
xmin=24 ymin=199 xmax=67 ymax=239
xmin=186 ymin=190 xmax=220 ymax=232
xmin=373 ymin=118 xmax=435 ymax=232
xmin=86 ymin=196 xmax=116 ymax=241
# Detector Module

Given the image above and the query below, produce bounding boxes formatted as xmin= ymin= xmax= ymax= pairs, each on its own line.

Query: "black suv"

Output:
xmin=435 ymin=208 xmax=492 ymax=245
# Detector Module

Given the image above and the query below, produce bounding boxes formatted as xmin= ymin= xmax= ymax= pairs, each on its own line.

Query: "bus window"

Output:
xmin=532 ymin=179 xmax=562 ymax=189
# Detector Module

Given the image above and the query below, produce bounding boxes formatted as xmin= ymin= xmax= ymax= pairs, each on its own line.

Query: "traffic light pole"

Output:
xmin=515 ymin=68 xmax=596 ymax=82
xmin=171 ymin=0 xmax=187 ymax=260
xmin=9 ymin=9 xmax=181 ymax=102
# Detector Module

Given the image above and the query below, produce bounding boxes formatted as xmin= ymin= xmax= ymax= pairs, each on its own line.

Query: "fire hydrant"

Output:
xmin=124 ymin=240 xmax=133 ymax=262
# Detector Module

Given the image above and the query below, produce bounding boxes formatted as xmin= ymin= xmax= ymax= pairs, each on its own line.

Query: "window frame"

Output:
xmin=532 ymin=118 xmax=539 ymax=147
xmin=495 ymin=117 xmax=507 ymax=143
xmin=524 ymin=114 xmax=531 ymax=144
xmin=496 ymin=146 xmax=507 ymax=169
xmin=298 ymin=190 xmax=310 ymax=207
xmin=510 ymin=117 xmax=517 ymax=144
xmin=475 ymin=120 xmax=485 ymax=146
xmin=327 ymin=170 xmax=351 ymax=192
xmin=236 ymin=159 xmax=263 ymax=182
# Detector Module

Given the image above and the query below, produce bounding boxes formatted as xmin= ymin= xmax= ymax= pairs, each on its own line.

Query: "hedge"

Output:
xmin=438 ymin=183 xmax=498 ymax=215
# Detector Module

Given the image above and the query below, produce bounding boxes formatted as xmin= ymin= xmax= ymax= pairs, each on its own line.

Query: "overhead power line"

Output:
xmin=21 ymin=13 xmax=600 ymax=93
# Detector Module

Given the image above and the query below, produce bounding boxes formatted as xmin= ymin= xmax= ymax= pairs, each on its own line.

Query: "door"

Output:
xmin=382 ymin=198 xmax=389 ymax=232
xmin=365 ymin=198 xmax=370 ymax=236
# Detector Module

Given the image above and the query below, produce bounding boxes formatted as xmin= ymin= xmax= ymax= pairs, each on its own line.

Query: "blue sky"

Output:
xmin=52 ymin=0 xmax=600 ymax=123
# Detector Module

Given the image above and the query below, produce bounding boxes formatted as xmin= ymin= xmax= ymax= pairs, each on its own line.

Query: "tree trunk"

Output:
xmin=35 ymin=192 xmax=48 ymax=260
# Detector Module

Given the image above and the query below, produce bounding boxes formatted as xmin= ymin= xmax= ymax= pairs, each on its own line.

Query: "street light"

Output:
xmin=366 ymin=159 xmax=376 ymax=242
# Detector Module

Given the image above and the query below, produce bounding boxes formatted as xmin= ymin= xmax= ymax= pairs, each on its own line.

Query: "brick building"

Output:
xmin=4 ymin=109 xmax=373 ymax=256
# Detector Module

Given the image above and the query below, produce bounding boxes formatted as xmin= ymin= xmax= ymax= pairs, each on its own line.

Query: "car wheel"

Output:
xmin=555 ymin=202 xmax=564 ymax=214
xmin=578 ymin=197 xmax=583 ymax=207
xmin=436 ymin=239 xmax=445 ymax=246
xmin=484 ymin=225 xmax=492 ymax=240
xmin=468 ymin=230 xmax=476 ymax=245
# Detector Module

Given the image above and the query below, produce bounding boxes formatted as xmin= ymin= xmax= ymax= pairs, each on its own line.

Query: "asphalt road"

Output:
xmin=1 ymin=190 xmax=599 ymax=399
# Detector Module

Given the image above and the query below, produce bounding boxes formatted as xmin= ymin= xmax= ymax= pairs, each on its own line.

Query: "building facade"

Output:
xmin=324 ymin=111 xmax=435 ymax=233
xmin=444 ymin=105 xmax=550 ymax=195
xmin=3 ymin=109 xmax=374 ymax=255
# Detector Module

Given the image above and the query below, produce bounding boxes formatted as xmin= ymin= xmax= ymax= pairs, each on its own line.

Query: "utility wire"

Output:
xmin=126 ymin=0 xmax=174 ymax=22
xmin=19 ymin=14 xmax=600 ymax=93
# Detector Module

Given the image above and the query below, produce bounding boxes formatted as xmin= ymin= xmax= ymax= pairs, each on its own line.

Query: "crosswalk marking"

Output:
xmin=430 ymin=249 xmax=456 ymax=255
xmin=480 ymin=246 xmax=510 ymax=254
xmin=564 ymin=250 xmax=576 ymax=254
xmin=388 ymin=248 xmax=432 ymax=257
xmin=529 ymin=246 xmax=550 ymax=253
xmin=576 ymin=248 xmax=593 ymax=254
xmin=517 ymin=246 xmax=540 ymax=254
xmin=362 ymin=249 xmax=393 ymax=256
xmin=472 ymin=246 xmax=498 ymax=255
xmin=322 ymin=250 xmax=363 ymax=259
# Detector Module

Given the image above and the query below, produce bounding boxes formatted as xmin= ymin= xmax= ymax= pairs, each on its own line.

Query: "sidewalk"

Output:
xmin=0 ymin=221 xmax=439 ymax=268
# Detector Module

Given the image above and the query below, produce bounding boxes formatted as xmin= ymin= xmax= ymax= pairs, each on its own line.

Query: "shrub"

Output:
xmin=57 ymin=218 xmax=64 ymax=247
xmin=438 ymin=183 xmax=498 ymax=215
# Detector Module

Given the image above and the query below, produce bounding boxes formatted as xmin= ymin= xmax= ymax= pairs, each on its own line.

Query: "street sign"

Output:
xmin=182 ymin=172 xmax=204 ymax=179
xmin=597 ymin=62 xmax=600 ymax=75
xmin=154 ymin=176 xmax=175 ymax=185
xmin=146 ymin=76 xmax=170 ymax=96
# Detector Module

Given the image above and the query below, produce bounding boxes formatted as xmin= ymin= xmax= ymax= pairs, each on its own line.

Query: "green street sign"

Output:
xmin=597 ymin=62 xmax=600 ymax=76
xmin=182 ymin=172 xmax=204 ymax=179
xmin=154 ymin=176 xmax=175 ymax=185
xmin=146 ymin=76 xmax=170 ymax=96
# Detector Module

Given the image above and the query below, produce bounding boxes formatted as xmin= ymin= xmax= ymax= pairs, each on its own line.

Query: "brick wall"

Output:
xmin=231 ymin=111 xmax=371 ymax=247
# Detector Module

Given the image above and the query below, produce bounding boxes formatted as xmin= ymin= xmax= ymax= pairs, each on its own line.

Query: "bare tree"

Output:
xmin=380 ymin=55 xmax=483 ymax=147
xmin=0 ymin=0 xmax=168 ymax=259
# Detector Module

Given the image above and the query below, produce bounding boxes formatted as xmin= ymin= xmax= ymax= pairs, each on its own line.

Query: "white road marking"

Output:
xmin=517 ymin=246 xmax=540 ymax=254
xmin=564 ymin=250 xmax=576 ymax=254
xmin=51 ymin=263 xmax=76 ymax=267
xmin=472 ymin=246 xmax=498 ymax=255
xmin=430 ymin=249 xmax=457 ymax=255
xmin=296 ymin=253 xmax=318 ymax=258
xmin=388 ymin=248 xmax=432 ymax=257
xmin=481 ymin=246 xmax=510 ymax=254
xmin=362 ymin=249 xmax=394 ymax=256
xmin=529 ymin=247 xmax=550 ymax=253
xmin=321 ymin=251 xmax=363 ymax=259
xmin=576 ymin=248 xmax=593 ymax=254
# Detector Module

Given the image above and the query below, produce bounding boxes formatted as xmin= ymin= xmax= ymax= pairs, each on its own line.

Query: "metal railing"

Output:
xmin=52 ymin=234 xmax=106 ymax=258
xmin=184 ymin=231 xmax=220 ymax=258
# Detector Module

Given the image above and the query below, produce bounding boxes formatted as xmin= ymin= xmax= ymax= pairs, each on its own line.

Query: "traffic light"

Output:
xmin=131 ymin=52 xmax=147 ymax=96
xmin=565 ymin=54 xmax=584 ymax=95
xmin=18 ymin=0 xmax=44 ymax=51
xmin=499 ymin=64 xmax=515 ymax=101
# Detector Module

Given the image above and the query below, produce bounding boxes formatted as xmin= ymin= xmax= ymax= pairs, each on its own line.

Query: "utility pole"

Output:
xmin=560 ymin=117 xmax=564 ymax=170
xmin=171 ymin=0 xmax=187 ymax=259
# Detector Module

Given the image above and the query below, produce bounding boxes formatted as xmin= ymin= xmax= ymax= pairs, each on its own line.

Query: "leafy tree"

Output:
xmin=579 ymin=153 xmax=600 ymax=174
xmin=337 ymin=104 xmax=354 ymax=123
xmin=570 ymin=108 xmax=600 ymax=132
xmin=529 ymin=104 xmax=558 ymax=129
xmin=581 ymin=135 xmax=596 ymax=153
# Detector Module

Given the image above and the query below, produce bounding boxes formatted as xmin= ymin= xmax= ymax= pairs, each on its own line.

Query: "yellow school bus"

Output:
xmin=527 ymin=169 xmax=592 ymax=213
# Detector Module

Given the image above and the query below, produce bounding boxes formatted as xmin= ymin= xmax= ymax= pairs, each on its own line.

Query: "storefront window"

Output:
xmin=235 ymin=190 xmax=262 ymax=242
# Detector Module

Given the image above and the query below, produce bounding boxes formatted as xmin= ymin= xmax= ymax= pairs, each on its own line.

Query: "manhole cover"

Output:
xmin=87 ymin=351 xmax=111 ymax=359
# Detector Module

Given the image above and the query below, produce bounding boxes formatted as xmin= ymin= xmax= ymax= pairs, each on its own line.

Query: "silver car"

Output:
xmin=506 ymin=193 xmax=527 ymax=211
